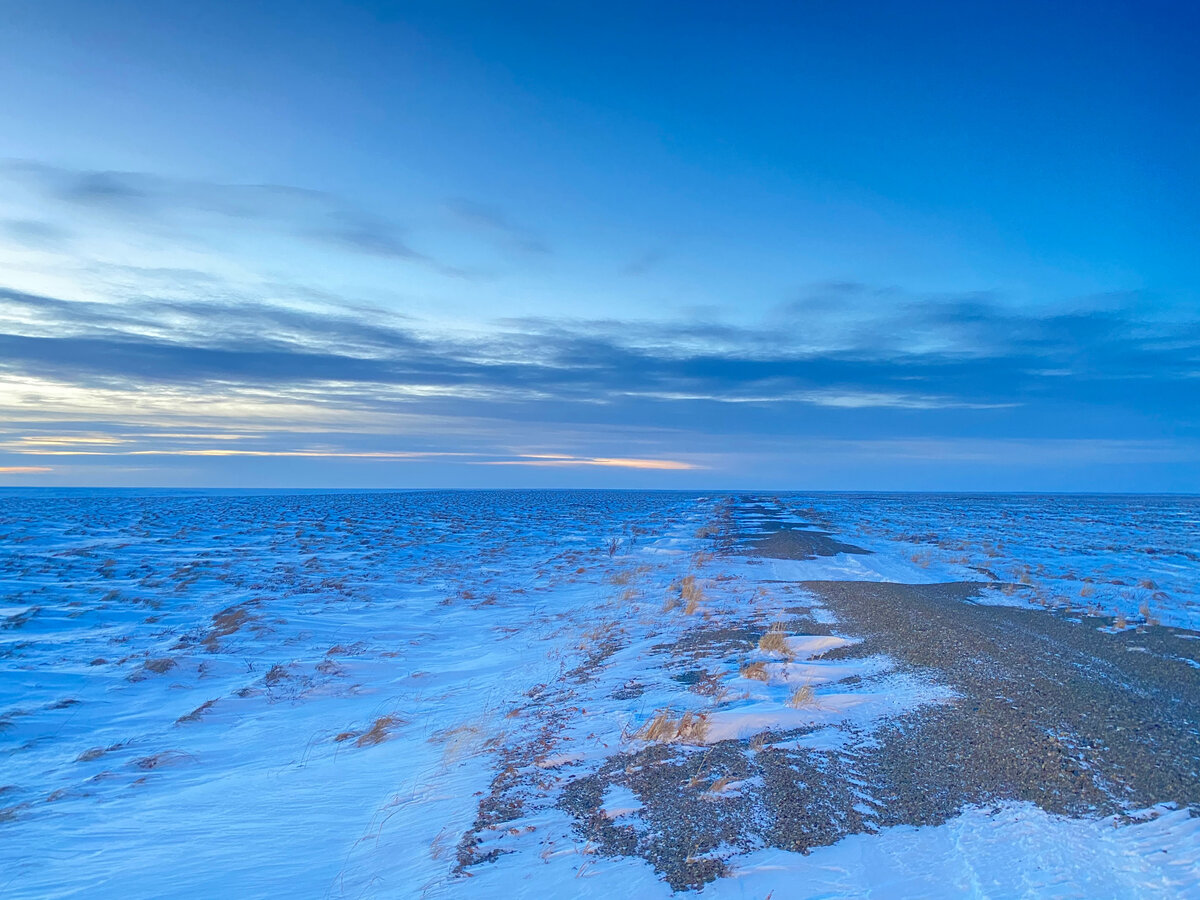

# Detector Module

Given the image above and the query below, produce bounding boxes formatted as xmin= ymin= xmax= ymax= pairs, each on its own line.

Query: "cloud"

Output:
xmin=1 ymin=218 xmax=71 ymax=248
xmin=1 ymin=285 xmax=1196 ymax=424
xmin=446 ymin=198 xmax=550 ymax=255
xmin=0 ymin=161 xmax=444 ymax=268
xmin=622 ymin=248 xmax=666 ymax=276
xmin=478 ymin=455 xmax=698 ymax=470
xmin=1 ymin=279 xmax=1197 ymax=487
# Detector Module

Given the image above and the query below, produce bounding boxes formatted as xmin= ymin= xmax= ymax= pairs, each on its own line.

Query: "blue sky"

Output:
xmin=0 ymin=0 xmax=1196 ymax=490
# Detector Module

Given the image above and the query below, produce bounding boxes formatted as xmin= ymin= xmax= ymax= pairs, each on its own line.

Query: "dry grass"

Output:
xmin=429 ymin=721 xmax=487 ymax=763
xmin=128 ymin=656 xmax=177 ymax=682
xmin=132 ymin=750 xmax=195 ymax=770
xmin=1114 ymin=611 xmax=1128 ymax=630
xmin=708 ymin=776 xmax=731 ymax=793
xmin=175 ymin=699 xmax=217 ymax=725
xmin=679 ymin=575 xmax=706 ymax=615
xmin=740 ymin=661 xmax=769 ymax=682
xmin=203 ymin=602 xmax=258 ymax=651
xmin=76 ymin=744 xmax=123 ymax=762
xmin=694 ymin=524 xmax=720 ymax=539
xmin=355 ymin=714 xmax=406 ymax=748
xmin=689 ymin=669 xmax=731 ymax=701
xmin=786 ymin=683 xmax=819 ymax=709
xmin=758 ymin=623 xmax=791 ymax=656
xmin=1079 ymin=584 xmax=1096 ymax=598
xmin=609 ymin=569 xmax=635 ymax=586
xmin=749 ymin=732 xmax=768 ymax=752
xmin=635 ymin=709 xmax=710 ymax=744
xmin=1138 ymin=578 xmax=1158 ymax=590
xmin=662 ymin=594 xmax=681 ymax=613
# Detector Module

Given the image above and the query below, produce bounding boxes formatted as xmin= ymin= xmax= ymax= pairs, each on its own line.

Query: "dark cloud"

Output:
xmin=1 ymin=218 xmax=72 ymax=248
xmin=1 ymin=285 xmax=1197 ymax=444
xmin=58 ymin=170 xmax=150 ymax=208
xmin=314 ymin=211 xmax=425 ymax=261
xmin=1 ymin=161 xmax=444 ymax=267
xmin=446 ymin=198 xmax=550 ymax=255
xmin=622 ymin=249 xmax=667 ymax=276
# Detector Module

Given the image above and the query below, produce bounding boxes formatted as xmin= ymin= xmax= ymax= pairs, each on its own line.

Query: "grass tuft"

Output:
xmin=355 ymin=714 xmax=406 ymax=747
xmin=786 ymin=683 xmax=818 ymax=709
xmin=680 ymin=575 xmax=706 ymax=614
xmin=175 ymin=699 xmax=217 ymax=725
xmin=708 ymin=776 xmax=731 ymax=793
xmin=740 ymin=661 xmax=769 ymax=682
xmin=757 ymin=623 xmax=791 ymax=656
xmin=636 ymin=709 xmax=710 ymax=744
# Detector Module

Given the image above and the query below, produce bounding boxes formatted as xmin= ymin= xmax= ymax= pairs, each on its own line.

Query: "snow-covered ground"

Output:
xmin=753 ymin=494 xmax=1200 ymax=630
xmin=1 ymin=490 xmax=1197 ymax=898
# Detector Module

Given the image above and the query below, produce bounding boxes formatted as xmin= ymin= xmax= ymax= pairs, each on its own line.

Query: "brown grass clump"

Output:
xmin=680 ymin=575 xmax=706 ymax=614
xmin=1079 ymin=584 xmax=1096 ymax=598
xmin=708 ymin=776 xmax=731 ymax=793
xmin=662 ymin=594 xmax=681 ymax=613
xmin=128 ymin=657 xmax=177 ymax=682
xmin=1138 ymin=579 xmax=1158 ymax=590
xmin=758 ymin=623 xmax=791 ymax=656
xmin=355 ymin=714 xmax=406 ymax=748
xmin=203 ymin=602 xmax=257 ymax=651
xmin=786 ymin=683 xmax=818 ymax=709
xmin=1114 ymin=612 xmax=1128 ymax=630
xmin=694 ymin=524 xmax=720 ymax=539
xmin=132 ymin=750 xmax=195 ymax=770
xmin=749 ymin=732 xmax=768 ymax=752
xmin=689 ymin=669 xmax=730 ymax=700
xmin=740 ymin=661 xmax=769 ymax=682
xmin=175 ymin=699 xmax=217 ymax=725
xmin=636 ymin=709 xmax=710 ymax=744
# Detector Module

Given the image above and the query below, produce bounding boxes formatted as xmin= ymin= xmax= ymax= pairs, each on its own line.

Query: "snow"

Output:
xmin=426 ymin=802 xmax=1200 ymax=899
xmin=1 ymin=490 xmax=1197 ymax=898
xmin=600 ymin=784 xmax=644 ymax=819
xmin=708 ymin=802 xmax=1200 ymax=899
xmin=765 ymin=494 xmax=1200 ymax=630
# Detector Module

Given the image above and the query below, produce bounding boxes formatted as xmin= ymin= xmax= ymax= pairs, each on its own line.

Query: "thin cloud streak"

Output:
xmin=476 ymin=456 xmax=699 ymax=470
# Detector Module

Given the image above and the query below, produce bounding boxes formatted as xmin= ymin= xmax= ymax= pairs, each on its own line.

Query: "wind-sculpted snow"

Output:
xmin=1 ymin=491 xmax=1198 ymax=898
xmin=752 ymin=494 xmax=1200 ymax=629
xmin=0 ymin=490 xmax=712 ymax=895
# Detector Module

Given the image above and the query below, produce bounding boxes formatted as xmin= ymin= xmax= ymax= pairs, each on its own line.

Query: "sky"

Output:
xmin=0 ymin=0 xmax=1196 ymax=491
